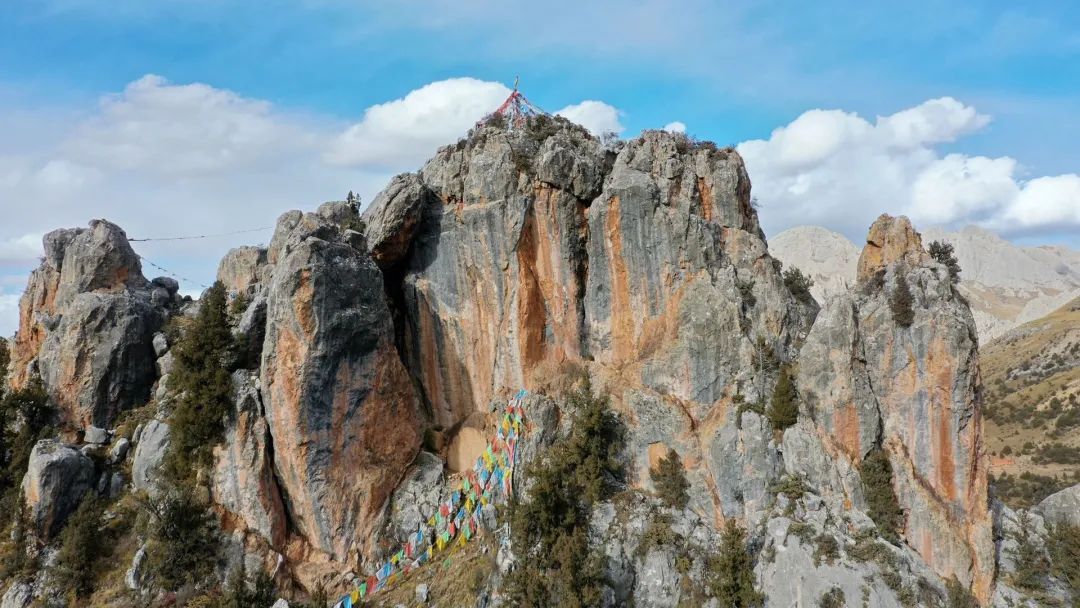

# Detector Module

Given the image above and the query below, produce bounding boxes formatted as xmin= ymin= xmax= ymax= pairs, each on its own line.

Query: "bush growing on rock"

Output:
xmin=768 ymin=364 xmax=799 ymax=431
xmin=166 ymin=281 xmax=237 ymax=477
xmin=650 ymin=448 xmax=690 ymax=509
xmin=138 ymin=482 xmax=221 ymax=590
xmin=782 ymin=267 xmax=815 ymax=305
xmin=1009 ymin=511 xmax=1047 ymax=590
xmin=0 ymin=336 xmax=9 ymax=388
xmin=505 ymin=384 xmax=625 ymax=607
xmin=1047 ymin=523 xmax=1080 ymax=599
xmin=945 ymin=577 xmax=978 ymax=608
xmin=52 ymin=495 xmax=106 ymax=599
xmin=889 ymin=273 xmax=915 ymax=327
xmin=0 ymin=378 xmax=55 ymax=529
xmin=818 ymin=586 xmax=844 ymax=608
xmin=217 ymin=564 xmax=277 ymax=608
xmin=860 ymin=449 xmax=904 ymax=542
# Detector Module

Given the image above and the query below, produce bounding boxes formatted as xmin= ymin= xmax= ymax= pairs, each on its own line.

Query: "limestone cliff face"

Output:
xmin=259 ymin=204 xmax=423 ymax=563
xmin=8 ymin=220 xmax=171 ymax=428
xmin=367 ymin=121 xmax=818 ymax=525
xmin=796 ymin=214 xmax=994 ymax=598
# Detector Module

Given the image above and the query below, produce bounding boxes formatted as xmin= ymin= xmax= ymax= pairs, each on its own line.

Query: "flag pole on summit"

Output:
xmin=478 ymin=76 xmax=547 ymax=129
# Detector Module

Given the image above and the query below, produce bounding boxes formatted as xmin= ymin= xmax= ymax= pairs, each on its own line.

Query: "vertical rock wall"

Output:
xmin=796 ymin=214 xmax=994 ymax=599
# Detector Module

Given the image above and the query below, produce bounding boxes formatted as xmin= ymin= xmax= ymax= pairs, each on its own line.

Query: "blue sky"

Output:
xmin=0 ymin=0 xmax=1078 ymax=334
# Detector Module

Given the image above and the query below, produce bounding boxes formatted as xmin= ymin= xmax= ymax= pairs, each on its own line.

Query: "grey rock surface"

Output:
xmin=385 ymin=451 xmax=444 ymax=543
xmin=1034 ymin=483 xmax=1080 ymax=527
xmin=362 ymin=173 xmax=432 ymax=268
xmin=152 ymin=332 xmax=169 ymax=357
xmin=131 ymin=419 xmax=171 ymax=495
xmin=125 ymin=545 xmax=147 ymax=590
xmin=83 ymin=425 xmax=108 ymax=444
xmin=0 ymin=582 xmax=32 ymax=608
xmin=217 ymin=245 xmax=269 ymax=296
xmin=20 ymin=439 xmax=96 ymax=539
xmin=211 ymin=370 xmax=286 ymax=547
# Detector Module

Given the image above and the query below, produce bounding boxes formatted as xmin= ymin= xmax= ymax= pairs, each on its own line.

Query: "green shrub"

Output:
xmin=166 ymin=281 xmax=237 ymax=478
xmin=889 ymin=273 xmax=915 ymax=327
xmin=52 ymin=495 xmax=106 ymax=598
xmin=651 ymin=449 xmax=690 ymax=509
xmin=818 ymin=587 xmax=845 ymax=608
xmin=504 ymin=384 xmax=625 ymax=607
xmin=771 ymin=475 xmax=810 ymax=501
xmin=1047 ymin=523 xmax=1080 ymax=598
xmin=0 ymin=499 xmax=36 ymax=582
xmin=637 ymin=512 xmax=679 ymax=557
xmin=707 ymin=520 xmax=764 ymax=608
xmin=736 ymin=278 xmax=756 ymax=309
xmin=140 ymin=483 xmax=221 ymax=590
xmin=945 ymin=577 xmax=977 ymax=608
xmin=812 ymin=533 xmax=840 ymax=567
xmin=860 ymin=449 xmax=903 ymax=542
xmin=768 ymin=364 xmax=799 ymax=431
xmin=218 ymin=564 xmax=276 ymax=608
xmin=1008 ymin=510 xmax=1046 ymax=590
xmin=928 ymin=241 xmax=961 ymax=284
xmin=0 ymin=336 xmax=9 ymax=388
xmin=0 ymin=378 xmax=55 ymax=530
xmin=783 ymin=267 xmax=815 ymax=305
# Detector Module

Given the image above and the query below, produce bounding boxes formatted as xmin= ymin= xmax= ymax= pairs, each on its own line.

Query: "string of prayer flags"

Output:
xmin=335 ymin=391 xmax=527 ymax=608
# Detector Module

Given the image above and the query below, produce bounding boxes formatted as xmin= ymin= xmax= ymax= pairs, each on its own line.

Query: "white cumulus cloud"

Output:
xmin=65 ymin=74 xmax=323 ymax=177
xmin=662 ymin=121 xmax=686 ymax=133
xmin=0 ymin=293 xmax=20 ymax=338
xmin=327 ymin=78 xmax=512 ymax=169
xmin=0 ymin=233 xmax=44 ymax=265
xmin=0 ymin=75 xmax=628 ymax=337
xmin=738 ymin=97 xmax=1080 ymax=240
xmin=555 ymin=100 xmax=624 ymax=135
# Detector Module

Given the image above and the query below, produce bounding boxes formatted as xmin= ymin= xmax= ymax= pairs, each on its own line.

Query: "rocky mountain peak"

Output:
xmin=856 ymin=213 xmax=930 ymax=281
xmin=9 ymin=219 xmax=176 ymax=428
xmin=4 ymin=116 xmax=1025 ymax=606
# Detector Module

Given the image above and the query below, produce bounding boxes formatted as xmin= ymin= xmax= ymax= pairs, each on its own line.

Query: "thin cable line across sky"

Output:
xmin=129 ymin=226 xmax=273 ymax=242
xmin=136 ymin=254 xmax=209 ymax=290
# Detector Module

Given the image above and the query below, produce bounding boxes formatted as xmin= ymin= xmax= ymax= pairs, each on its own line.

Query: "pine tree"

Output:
xmin=708 ymin=520 xmax=764 ymax=607
xmin=0 ymin=336 xmax=9 ymax=394
xmin=141 ymin=483 xmax=220 ymax=590
xmin=889 ymin=272 xmax=915 ymax=327
xmin=166 ymin=281 xmax=236 ymax=477
xmin=860 ymin=449 xmax=904 ymax=542
xmin=1010 ymin=510 xmax=1046 ymax=590
xmin=651 ymin=449 xmax=690 ymax=509
xmin=768 ymin=364 xmax=799 ymax=430
xmin=928 ymin=241 xmax=961 ymax=284
xmin=53 ymin=495 xmax=105 ymax=598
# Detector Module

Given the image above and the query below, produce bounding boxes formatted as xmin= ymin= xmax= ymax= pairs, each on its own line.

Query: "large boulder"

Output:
xmin=217 ymin=245 xmax=269 ymax=296
xmin=21 ymin=439 xmax=96 ymax=540
xmin=131 ymin=419 xmax=171 ymax=494
xmin=8 ymin=220 xmax=164 ymax=428
xmin=1034 ymin=483 xmax=1080 ymax=527
xmin=260 ymin=207 xmax=423 ymax=562
xmin=362 ymin=173 xmax=432 ymax=268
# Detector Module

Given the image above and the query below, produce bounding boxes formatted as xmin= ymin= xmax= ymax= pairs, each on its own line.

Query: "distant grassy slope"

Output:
xmin=983 ymin=296 xmax=1080 ymax=508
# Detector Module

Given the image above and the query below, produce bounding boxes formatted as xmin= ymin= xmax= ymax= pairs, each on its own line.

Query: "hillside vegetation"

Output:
xmin=984 ymin=296 xmax=1080 ymax=508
